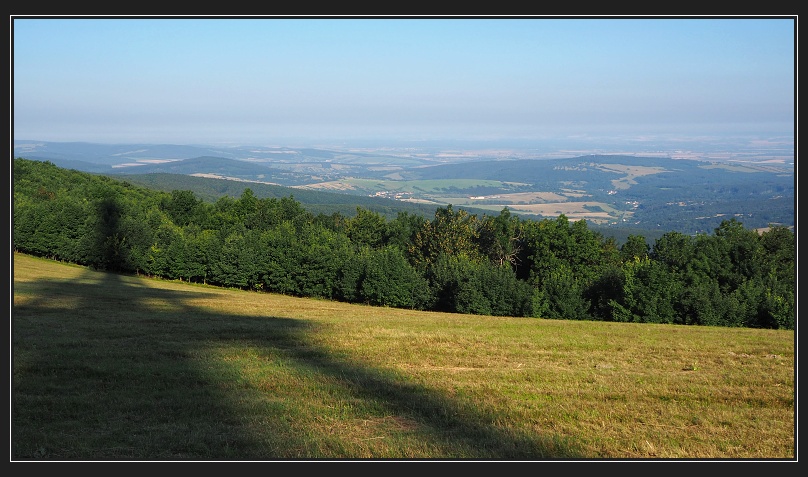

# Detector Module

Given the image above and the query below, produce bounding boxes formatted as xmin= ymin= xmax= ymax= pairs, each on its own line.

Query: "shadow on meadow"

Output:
xmin=12 ymin=265 xmax=584 ymax=460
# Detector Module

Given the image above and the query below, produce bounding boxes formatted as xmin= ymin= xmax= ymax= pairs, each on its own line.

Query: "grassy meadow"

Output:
xmin=12 ymin=252 xmax=795 ymax=460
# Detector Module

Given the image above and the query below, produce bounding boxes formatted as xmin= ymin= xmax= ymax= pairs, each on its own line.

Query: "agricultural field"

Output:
xmin=585 ymin=163 xmax=670 ymax=190
xmin=298 ymin=179 xmax=632 ymax=223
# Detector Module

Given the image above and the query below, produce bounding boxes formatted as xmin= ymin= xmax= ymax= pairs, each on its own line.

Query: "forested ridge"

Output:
xmin=13 ymin=158 xmax=795 ymax=329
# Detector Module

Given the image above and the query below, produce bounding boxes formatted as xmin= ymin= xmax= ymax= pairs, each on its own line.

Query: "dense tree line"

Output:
xmin=13 ymin=158 xmax=795 ymax=329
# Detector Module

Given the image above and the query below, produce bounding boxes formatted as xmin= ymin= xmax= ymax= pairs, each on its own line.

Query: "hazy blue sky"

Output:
xmin=12 ymin=16 xmax=795 ymax=146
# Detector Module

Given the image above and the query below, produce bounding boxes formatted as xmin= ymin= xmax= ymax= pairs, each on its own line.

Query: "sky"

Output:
xmin=11 ymin=16 xmax=796 ymax=147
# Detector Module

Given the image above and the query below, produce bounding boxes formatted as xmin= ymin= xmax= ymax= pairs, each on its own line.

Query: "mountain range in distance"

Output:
xmin=13 ymin=140 xmax=795 ymax=238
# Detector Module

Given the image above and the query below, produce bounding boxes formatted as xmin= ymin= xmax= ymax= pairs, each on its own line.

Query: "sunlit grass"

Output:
xmin=12 ymin=253 xmax=795 ymax=460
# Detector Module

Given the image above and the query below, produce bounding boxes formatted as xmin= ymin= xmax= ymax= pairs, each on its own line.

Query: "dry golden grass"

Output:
xmin=12 ymin=253 xmax=795 ymax=460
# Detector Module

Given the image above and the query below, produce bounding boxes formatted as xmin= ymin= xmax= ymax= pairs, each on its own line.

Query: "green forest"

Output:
xmin=13 ymin=158 xmax=795 ymax=329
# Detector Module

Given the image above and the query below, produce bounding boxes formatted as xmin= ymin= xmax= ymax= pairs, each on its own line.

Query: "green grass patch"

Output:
xmin=12 ymin=253 xmax=795 ymax=460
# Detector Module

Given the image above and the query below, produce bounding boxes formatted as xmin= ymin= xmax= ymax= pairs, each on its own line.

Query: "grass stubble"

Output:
xmin=11 ymin=253 xmax=795 ymax=460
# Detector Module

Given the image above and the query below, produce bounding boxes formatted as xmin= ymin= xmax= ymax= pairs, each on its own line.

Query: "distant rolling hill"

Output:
xmin=114 ymin=172 xmax=666 ymax=245
xmin=112 ymin=156 xmax=297 ymax=183
xmin=14 ymin=140 xmax=794 ymax=240
xmin=116 ymin=172 xmax=462 ymax=221
xmin=13 ymin=141 xmax=245 ymax=168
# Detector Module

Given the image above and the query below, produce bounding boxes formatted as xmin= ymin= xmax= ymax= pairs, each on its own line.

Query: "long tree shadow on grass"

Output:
xmin=12 ymin=264 xmax=586 ymax=460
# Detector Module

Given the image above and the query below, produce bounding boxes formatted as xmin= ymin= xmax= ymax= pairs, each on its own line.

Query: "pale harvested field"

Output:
xmin=468 ymin=191 xmax=569 ymax=203
xmin=591 ymin=164 xmax=669 ymax=176
xmin=506 ymin=201 xmax=616 ymax=218
xmin=588 ymin=164 xmax=669 ymax=190
xmin=400 ymin=198 xmax=443 ymax=204
xmin=294 ymin=180 xmax=357 ymax=191
xmin=559 ymin=189 xmax=588 ymax=198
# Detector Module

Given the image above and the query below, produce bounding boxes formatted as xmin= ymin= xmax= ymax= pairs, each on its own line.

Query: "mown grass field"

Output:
xmin=11 ymin=252 xmax=795 ymax=461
